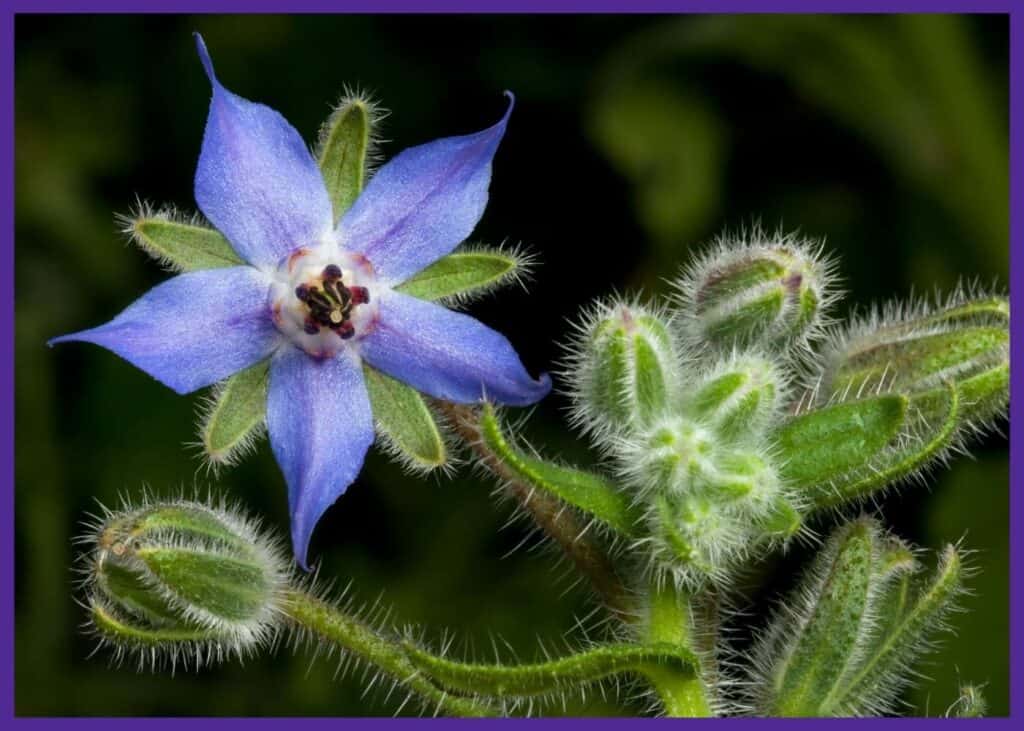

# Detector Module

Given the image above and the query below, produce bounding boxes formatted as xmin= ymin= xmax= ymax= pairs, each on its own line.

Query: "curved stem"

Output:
xmin=282 ymin=589 xmax=496 ymax=717
xmin=641 ymin=582 xmax=715 ymax=717
xmin=438 ymin=401 xmax=630 ymax=617
xmin=404 ymin=640 xmax=699 ymax=697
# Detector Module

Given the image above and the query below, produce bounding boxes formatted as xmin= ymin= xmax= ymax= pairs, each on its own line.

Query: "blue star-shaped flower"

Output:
xmin=51 ymin=35 xmax=551 ymax=568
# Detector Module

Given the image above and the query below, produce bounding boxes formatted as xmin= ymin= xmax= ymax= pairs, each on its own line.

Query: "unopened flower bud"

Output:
xmin=568 ymin=300 xmax=680 ymax=436
xmin=675 ymin=234 xmax=834 ymax=353
xmin=83 ymin=497 xmax=289 ymax=662
xmin=821 ymin=294 xmax=1008 ymax=405
xmin=689 ymin=354 xmax=784 ymax=441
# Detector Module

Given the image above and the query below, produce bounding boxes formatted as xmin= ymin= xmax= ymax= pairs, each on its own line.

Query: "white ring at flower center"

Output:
xmin=270 ymin=247 xmax=380 ymax=358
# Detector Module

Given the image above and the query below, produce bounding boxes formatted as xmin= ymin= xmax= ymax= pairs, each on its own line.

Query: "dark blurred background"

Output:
xmin=15 ymin=14 xmax=1008 ymax=716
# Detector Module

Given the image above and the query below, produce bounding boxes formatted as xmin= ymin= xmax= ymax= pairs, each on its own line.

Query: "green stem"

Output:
xmin=282 ymin=589 xmax=496 ymax=717
xmin=403 ymin=640 xmax=698 ymax=697
xmin=641 ymin=582 xmax=714 ymax=717
xmin=438 ymin=402 xmax=631 ymax=617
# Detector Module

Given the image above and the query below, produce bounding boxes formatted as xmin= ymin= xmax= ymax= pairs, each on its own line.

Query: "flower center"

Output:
xmin=271 ymin=248 xmax=379 ymax=358
xmin=295 ymin=264 xmax=370 ymax=340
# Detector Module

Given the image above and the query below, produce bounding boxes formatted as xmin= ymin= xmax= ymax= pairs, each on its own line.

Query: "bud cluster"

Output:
xmin=79 ymin=496 xmax=290 ymax=668
xmin=565 ymin=232 xmax=834 ymax=586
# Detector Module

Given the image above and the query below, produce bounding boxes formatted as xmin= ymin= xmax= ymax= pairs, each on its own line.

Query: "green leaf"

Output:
xmin=774 ymin=395 xmax=908 ymax=489
xmin=364 ymin=366 xmax=447 ymax=470
xmin=394 ymin=249 xmax=525 ymax=302
xmin=404 ymin=640 xmax=698 ymax=698
xmin=126 ymin=214 xmax=243 ymax=271
xmin=809 ymin=384 xmax=959 ymax=510
xmin=478 ymin=404 xmax=642 ymax=537
xmin=316 ymin=97 xmax=374 ymax=221
xmin=200 ymin=361 xmax=269 ymax=468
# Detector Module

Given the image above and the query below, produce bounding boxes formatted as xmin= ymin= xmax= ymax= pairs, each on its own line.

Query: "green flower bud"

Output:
xmin=820 ymin=293 xmax=1008 ymax=431
xmin=647 ymin=492 xmax=742 ymax=583
xmin=689 ymin=354 xmax=785 ymax=441
xmin=567 ymin=300 xmax=680 ymax=437
xmin=748 ymin=518 xmax=964 ymax=717
xmin=674 ymin=233 xmax=834 ymax=353
xmin=83 ymin=497 xmax=289 ymax=665
xmin=627 ymin=417 xmax=715 ymax=494
xmin=628 ymin=413 xmax=798 ymax=586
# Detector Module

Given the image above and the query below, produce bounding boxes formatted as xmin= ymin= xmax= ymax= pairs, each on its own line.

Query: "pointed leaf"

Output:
xmin=774 ymin=395 xmax=908 ymax=489
xmin=810 ymin=384 xmax=959 ymax=509
xmin=479 ymin=404 xmax=642 ymax=537
xmin=126 ymin=213 xmax=244 ymax=271
xmin=363 ymin=366 xmax=447 ymax=470
xmin=200 ymin=360 xmax=269 ymax=467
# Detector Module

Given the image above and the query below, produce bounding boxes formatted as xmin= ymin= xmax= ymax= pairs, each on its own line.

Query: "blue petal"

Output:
xmin=266 ymin=347 xmax=375 ymax=569
xmin=49 ymin=267 xmax=279 ymax=395
xmin=338 ymin=94 xmax=513 ymax=286
xmin=193 ymin=33 xmax=333 ymax=268
xmin=361 ymin=290 xmax=551 ymax=406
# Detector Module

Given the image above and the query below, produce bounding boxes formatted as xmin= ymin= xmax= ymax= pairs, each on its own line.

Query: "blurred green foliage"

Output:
xmin=15 ymin=14 xmax=1007 ymax=716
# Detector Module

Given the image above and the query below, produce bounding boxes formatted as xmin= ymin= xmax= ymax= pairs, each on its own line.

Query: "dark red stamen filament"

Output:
xmin=294 ymin=265 xmax=367 ymax=339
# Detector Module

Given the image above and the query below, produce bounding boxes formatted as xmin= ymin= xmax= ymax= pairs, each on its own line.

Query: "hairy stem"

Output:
xmin=641 ymin=582 xmax=715 ymax=717
xmin=438 ymin=401 xmax=630 ymax=616
xmin=282 ymin=589 xmax=496 ymax=717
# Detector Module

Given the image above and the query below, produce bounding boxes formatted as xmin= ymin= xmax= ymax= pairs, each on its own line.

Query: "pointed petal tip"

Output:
xmin=497 ymin=370 xmax=552 ymax=407
xmin=193 ymin=32 xmax=217 ymax=84
xmin=493 ymin=91 xmax=514 ymax=131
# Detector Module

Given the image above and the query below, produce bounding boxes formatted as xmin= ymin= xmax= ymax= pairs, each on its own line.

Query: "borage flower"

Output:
xmin=51 ymin=35 xmax=551 ymax=568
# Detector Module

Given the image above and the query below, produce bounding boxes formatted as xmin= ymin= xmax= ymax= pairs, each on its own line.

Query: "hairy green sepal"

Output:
xmin=200 ymin=361 xmax=269 ymax=467
xmin=364 ymin=366 xmax=447 ymax=470
xmin=128 ymin=215 xmax=243 ymax=271
xmin=756 ymin=518 xmax=963 ymax=716
xmin=317 ymin=97 xmax=373 ymax=221
xmin=395 ymin=249 xmax=523 ymax=302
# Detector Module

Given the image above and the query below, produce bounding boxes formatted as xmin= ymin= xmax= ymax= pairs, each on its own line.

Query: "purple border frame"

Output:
xmin=2 ymin=0 xmax=1019 ymax=724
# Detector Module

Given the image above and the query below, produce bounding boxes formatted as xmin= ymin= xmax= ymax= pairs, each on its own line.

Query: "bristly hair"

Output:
xmin=188 ymin=369 xmax=270 ymax=476
xmin=558 ymin=294 xmax=687 ymax=453
xmin=116 ymin=198 xmax=222 ymax=274
xmin=433 ymin=241 xmax=539 ymax=311
xmin=315 ymin=86 xmax=389 ymax=183
xmin=738 ymin=517 xmax=968 ymax=717
xmin=669 ymin=223 xmax=842 ymax=363
xmin=808 ymin=280 xmax=1008 ymax=436
xmin=75 ymin=488 xmax=293 ymax=673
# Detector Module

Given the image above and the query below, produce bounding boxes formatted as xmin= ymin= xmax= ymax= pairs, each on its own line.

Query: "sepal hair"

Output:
xmin=671 ymin=225 xmax=840 ymax=359
xmin=743 ymin=517 xmax=967 ymax=716
xmin=813 ymin=283 xmax=1008 ymax=439
xmin=561 ymin=295 xmax=683 ymax=449
xmin=77 ymin=490 xmax=292 ymax=671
